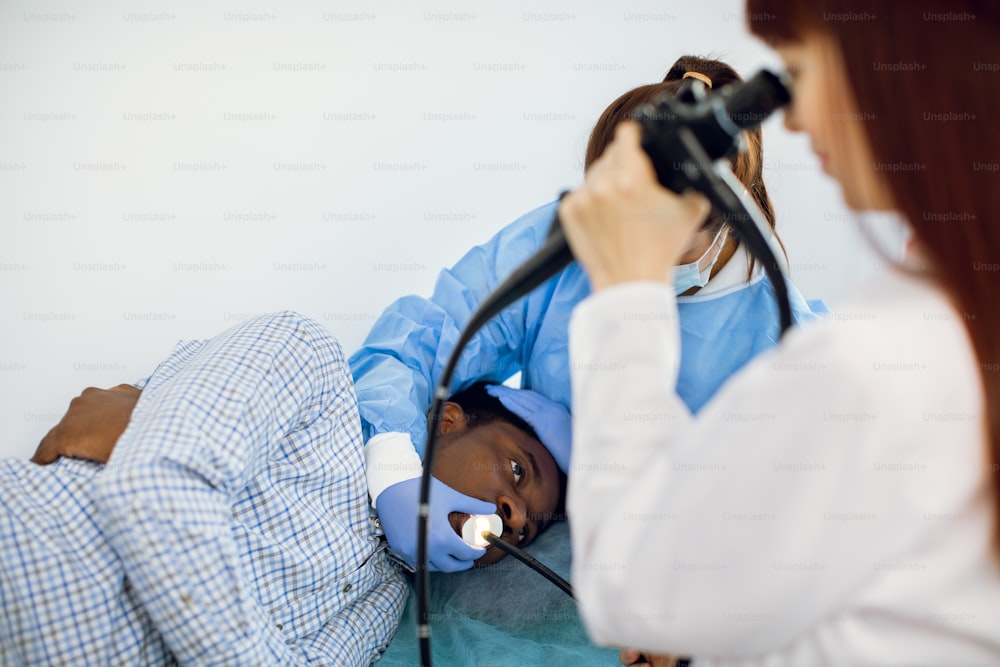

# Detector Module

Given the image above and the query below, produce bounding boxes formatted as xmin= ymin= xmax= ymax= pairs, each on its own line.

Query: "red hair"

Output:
xmin=748 ymin=0 xmax=1000 ymax=554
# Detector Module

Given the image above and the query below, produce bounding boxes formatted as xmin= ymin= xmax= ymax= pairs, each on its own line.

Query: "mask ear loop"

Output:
xmin=694 ymin=226 xmax=731 ymax=275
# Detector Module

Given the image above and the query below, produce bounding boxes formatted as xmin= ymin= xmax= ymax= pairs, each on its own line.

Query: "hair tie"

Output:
xmin=682 ymin=71 xmax=713 ymax=88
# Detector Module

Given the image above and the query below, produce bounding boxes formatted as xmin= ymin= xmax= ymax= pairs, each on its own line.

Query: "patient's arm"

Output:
xmin=32 ymin=384 xmax=141 ymax=465
xmin=92 ymin=314 xmax=375 ymax=665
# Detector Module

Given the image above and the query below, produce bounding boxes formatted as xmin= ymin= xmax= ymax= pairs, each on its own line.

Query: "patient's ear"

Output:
xmin=435 ymin=402 xmax=469 ymax=436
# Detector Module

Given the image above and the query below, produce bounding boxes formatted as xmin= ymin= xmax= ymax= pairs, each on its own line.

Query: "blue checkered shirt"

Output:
xmin=0 ymin=312 xmax=407 ymax=665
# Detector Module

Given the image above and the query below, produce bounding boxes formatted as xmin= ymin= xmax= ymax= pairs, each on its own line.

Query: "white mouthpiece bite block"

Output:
xmin=461 ymin=514 xmax=502 ymax=548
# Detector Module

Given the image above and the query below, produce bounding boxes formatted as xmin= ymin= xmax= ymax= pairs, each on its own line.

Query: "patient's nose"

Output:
xmin=498 ymin=494 xmax=527 ymax=537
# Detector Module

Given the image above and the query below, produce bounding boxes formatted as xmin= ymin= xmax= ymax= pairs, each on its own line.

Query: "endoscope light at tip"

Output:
xmin=461 ymin=514 xmax=502 ymax=548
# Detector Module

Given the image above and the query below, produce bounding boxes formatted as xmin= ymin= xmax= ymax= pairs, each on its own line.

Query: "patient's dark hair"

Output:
xmin=443 ymin=381 xmax=539 ymax=440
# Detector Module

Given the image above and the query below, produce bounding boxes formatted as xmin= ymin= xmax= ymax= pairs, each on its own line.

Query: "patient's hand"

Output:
xmin=32 ymin=384 xmax=142 ymax=465
xmin=620 ymin=648 xmax=682 ymax=667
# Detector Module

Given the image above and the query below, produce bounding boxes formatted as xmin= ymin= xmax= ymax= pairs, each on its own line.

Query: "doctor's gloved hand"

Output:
xmin=485 ymin=384 xmax=572 ymax=473
xmin=376 ymin=476 xmax=494 ymax=572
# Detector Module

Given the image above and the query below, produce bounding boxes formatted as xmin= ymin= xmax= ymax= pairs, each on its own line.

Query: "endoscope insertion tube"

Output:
xmin=481 ymin=532 xmax=575 ymax=600
xmin=460 ymin=513 xmax=575 ymax=599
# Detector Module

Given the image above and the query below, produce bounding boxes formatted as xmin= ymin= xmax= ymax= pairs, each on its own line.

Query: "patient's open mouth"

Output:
xmin=448 ymin=512 xmax=468 ymax=539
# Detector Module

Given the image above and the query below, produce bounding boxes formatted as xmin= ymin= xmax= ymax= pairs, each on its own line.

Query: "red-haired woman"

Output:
xmin=561 ymin=2 xmax=1000 ymax=665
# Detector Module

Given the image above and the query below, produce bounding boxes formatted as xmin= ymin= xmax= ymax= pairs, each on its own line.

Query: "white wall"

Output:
xmin=0 ymin=0 xmax=883 ymax=460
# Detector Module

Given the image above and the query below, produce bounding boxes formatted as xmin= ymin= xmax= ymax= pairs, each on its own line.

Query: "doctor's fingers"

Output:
xmin=591 ymin=121 xmax=713 ymax=229
xmin=565 ymin=121 xmax=708 ymax=235
xmin=620 ymin=650 xmax=680 ymax=667
xmin=620 ymin=648 xmax=644 ymax=665
xmin=582 ymin=122 xmax=656 ymax=190
xmin=430 ymin=546 xmax=483 ymax=573
xmin=560 ymin=180 xmax=709 ymax=290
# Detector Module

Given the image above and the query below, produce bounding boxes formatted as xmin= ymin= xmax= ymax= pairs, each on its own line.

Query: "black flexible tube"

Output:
xmin=674 ymin=127 xmax=792 ymax=334
xmin=482 ymin=533 xmax=575 ymax=599
xmin=416 ymin=205 xmax=575 ymax=667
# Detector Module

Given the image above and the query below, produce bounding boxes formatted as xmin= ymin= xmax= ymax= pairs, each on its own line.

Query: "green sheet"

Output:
xmin=379 ymin=521 xmax=619 ymax=666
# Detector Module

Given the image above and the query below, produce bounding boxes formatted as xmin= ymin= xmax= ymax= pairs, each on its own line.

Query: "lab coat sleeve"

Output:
xmin=348 ymin=201 xmax=559 ymax=456
xmin=568 ymin=282 xmax=925 ymax=657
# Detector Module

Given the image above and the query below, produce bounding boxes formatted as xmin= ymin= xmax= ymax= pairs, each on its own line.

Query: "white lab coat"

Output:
xmin=568 ymin=267 xmax=1000 ymax=665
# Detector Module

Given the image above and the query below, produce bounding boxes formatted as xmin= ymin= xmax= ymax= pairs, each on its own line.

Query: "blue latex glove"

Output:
xmin=485 ymin=385 xmax=572 ymax=473
xmin=376 ymin=476 xmax=494 ymax=572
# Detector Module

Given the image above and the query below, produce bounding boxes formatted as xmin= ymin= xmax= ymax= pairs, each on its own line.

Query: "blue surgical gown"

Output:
xmin=348 ymin=200 xmax=826 ymax=455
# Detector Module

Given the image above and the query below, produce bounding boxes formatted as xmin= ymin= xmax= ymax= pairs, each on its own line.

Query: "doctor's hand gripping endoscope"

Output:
xmin=416 ymin=69 xmax=794 ymax=667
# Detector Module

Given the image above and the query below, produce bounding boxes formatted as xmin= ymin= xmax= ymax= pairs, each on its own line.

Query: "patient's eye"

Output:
xmin=510 ymin=459 xmax=524 ymax=484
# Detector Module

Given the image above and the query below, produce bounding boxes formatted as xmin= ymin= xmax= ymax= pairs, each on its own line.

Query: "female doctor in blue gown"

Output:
xmin=348 ymin=55 xmax=827 ymax=572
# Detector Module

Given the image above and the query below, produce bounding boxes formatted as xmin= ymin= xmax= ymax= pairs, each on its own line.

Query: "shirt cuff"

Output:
xmin=364 ymin=432 xmax=423 ymax=510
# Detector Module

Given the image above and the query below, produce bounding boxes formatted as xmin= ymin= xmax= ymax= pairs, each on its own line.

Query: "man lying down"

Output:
xmin=0 ymin=311 xmax=568 ymax=666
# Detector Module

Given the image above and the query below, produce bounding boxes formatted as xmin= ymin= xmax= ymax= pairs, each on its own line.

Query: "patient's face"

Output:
xmin=434 ymin=404 xmax=562 ymax=566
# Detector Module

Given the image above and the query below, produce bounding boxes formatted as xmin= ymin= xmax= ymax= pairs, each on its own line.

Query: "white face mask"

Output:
xmin=672 ymin=227 xmax=729 ymax=295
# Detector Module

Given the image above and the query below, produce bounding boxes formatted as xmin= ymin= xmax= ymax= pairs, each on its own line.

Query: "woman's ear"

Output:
xmin=435 ymin=402 xmax=468 ymax=436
